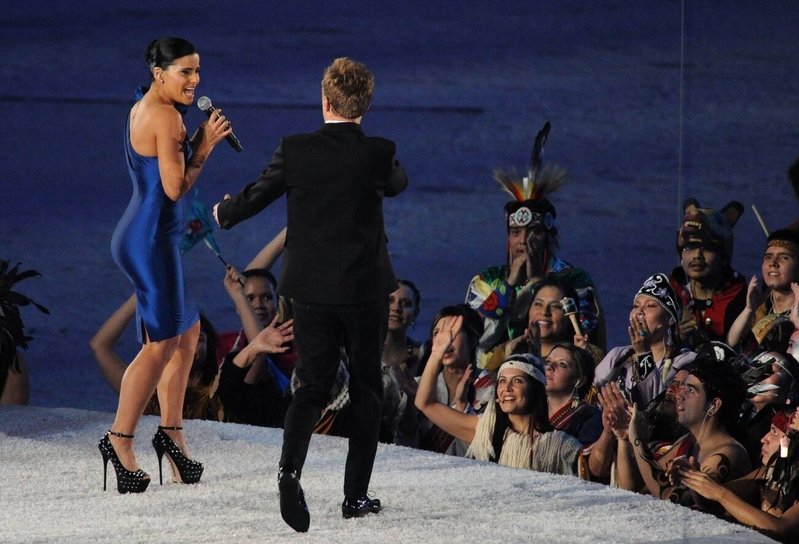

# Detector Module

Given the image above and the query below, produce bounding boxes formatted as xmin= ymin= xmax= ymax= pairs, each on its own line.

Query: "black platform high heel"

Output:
xmin=98 ymin=430 xmax=150 ymax=494
xmin=152 ymin=426 xmax=204 ymax=485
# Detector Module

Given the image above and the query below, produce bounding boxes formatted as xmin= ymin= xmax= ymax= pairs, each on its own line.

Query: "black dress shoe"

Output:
xmin=341 ymin=496 xmax=382 ymax=519
xmin=278 ymin=468 xmax=310 ymax=532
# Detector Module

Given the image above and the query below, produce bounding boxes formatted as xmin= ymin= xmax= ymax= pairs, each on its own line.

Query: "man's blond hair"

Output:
xmin=321 ymin=57 xmax=374 ymax=120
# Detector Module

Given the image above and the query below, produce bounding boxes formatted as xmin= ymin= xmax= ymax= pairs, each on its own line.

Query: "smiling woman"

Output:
xmin=414 ymin=312 xmax=583 ymax=476
xmin=100 ymin=37 xmax=234 ymax=495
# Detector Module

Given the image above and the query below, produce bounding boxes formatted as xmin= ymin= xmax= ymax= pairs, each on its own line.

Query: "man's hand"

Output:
xmin=525 ymin=231 xmax=545 ymax=281
xmin=745 ymin=275 xmax=768 ymax=312
xmin=212 ymin=193 xmax=231 ymax=226
xmin=507 ymin=250 xmax=527 ymax=287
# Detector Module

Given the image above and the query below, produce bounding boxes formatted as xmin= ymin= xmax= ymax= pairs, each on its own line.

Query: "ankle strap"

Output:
xmin=158 ymin=426 xmax=183 ymax=431
xmin=108 ymin=430 xmax=134 ymax=439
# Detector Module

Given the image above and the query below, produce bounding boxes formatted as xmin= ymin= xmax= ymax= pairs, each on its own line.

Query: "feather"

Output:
xmin=788 ymin=155 xmax=799 ymax=201
xmin=493 ymin=121 xmax=567 ymax=202
xmin=530 ymin=121 xmax=551 ymax=174
xmin=493 ymin=165 xmax=567 ymax=203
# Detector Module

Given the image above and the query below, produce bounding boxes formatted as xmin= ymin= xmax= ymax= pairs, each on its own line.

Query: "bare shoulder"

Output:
xmin=130 ymin=99 xmax=185 ymax=156
xmin=701 ymin=440 xmax=750 ymax=481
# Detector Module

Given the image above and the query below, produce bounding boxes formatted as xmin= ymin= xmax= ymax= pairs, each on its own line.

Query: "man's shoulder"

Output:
xmin=285 ymin=125 xmax=395 ymax=149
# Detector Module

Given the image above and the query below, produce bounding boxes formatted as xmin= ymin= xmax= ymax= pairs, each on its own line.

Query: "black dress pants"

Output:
xmin=280 ymin=299 xmax=387 ymax=497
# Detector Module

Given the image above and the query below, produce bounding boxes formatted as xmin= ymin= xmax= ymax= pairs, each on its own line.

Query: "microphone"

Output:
xmin=197 ymin=96 xmax=243 ymax=152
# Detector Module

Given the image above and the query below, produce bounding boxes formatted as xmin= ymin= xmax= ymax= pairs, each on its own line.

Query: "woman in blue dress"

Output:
xmin=100 ymin=37 xmax=231 ymax=494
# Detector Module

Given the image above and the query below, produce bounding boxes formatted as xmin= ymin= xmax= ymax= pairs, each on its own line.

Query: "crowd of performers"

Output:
xmin=90 ymin=141 xmax=797 ymax=540
xmin=6 ymin=121 xmax=797 ymax=539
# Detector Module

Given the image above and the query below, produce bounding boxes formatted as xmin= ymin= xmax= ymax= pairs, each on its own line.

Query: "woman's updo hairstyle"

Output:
xmin=145 ymin=37 xmax=197 ymax=79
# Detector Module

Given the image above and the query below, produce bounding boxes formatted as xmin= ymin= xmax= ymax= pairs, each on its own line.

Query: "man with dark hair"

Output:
xmin=214 ymin=57 xmax=407 ymax=532
xmin=669 ymin=199 xmax=747 ymax=349
xmin=466 ymin=129 xmax=604 ymax=366
xmin=625 ymin=351 xmax=751 ymax=507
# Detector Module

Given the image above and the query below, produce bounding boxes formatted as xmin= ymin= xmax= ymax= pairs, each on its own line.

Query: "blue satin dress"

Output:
xmin=110 ymin=96 xmax=199 ymax=343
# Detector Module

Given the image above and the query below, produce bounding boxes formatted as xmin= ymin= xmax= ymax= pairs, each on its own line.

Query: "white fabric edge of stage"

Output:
xmin=0 ymin=405 xmax=777 ymax=544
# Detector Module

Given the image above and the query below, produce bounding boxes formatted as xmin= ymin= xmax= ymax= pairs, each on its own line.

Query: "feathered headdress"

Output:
xmin=494 ymin=122 xmax=567 ymax=231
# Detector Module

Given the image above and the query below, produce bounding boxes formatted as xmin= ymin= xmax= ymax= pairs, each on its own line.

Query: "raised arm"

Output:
xmin=223 ymin=265 xmax=263 ymax=344
xmin=230 ymin=317 xmax=294 ymax=369
xmin=414 ymin=315 xmax=479 ymax=444
xmin=246 ymin=227 xmax=287 ymax=271
xmin=727 ymin=276 xmax=767 ymax=347
xmin=214 ymin=143 xmax=288 ymax=230
xmin=89 ymin=294 xmax=136 ymax=394
xmin=588 ymin=383 xmax=630 ymax=481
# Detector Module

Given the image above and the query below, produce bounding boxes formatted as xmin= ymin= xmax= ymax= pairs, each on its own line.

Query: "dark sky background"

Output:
xmin=2 ymin=0 xmax=798 ymax=410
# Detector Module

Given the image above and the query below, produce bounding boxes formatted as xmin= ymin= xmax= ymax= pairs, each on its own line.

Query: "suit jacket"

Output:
xmin=217 ymin=122 xmax=408 ymax=304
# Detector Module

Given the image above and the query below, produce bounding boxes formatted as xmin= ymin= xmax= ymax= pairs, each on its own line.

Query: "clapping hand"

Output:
xmin=675 ymin=460 xmax=725 ymax=501
xmin=665 ymin=455 xmax=696 ymax=486
xmin=745 ymin=275 xmax=768 ymax=312
xmin=597 ymin=382 xmax=632 ymax=441
xmin=521 ymin=321 xmax=542 ymax=357
xmin=525 ymin=231 xmax=546 ymax=281
xmin=628 ymin=402 xmax=653 ymax=445
xmin=453 ymin=364 xmax=473 ymax=412
xmin=790 ymin=282 xmax=799 ymax=329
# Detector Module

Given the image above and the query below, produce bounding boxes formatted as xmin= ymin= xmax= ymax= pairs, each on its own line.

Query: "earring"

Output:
xmin=665 ymin=326 xmax=674 ymax=349
xmin=570 ymin=383 xmax=581 ymax=409
xmin=159 ymin=78 xmax=164 ymax=84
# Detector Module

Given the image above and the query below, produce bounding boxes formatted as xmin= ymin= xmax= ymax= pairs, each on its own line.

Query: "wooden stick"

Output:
xmin=752 ymin=204 xmax=769 ymax=237
xmin=560 ymin=297 xmax=582 ymax=336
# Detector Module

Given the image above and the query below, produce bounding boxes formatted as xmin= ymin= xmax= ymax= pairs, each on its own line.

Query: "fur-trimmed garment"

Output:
xmin=466 ymin=401 xmax=582 ymax=475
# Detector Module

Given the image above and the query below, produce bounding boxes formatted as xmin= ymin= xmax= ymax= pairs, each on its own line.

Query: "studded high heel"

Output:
xmin=98 ymin=430 xmax=150 ymax=494
xmin=152 ymin=426 xmax=204 ymax=485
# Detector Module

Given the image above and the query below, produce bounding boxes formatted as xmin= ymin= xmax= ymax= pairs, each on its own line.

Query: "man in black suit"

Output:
xmin=214 ymin=57 xmax=407 ymax=532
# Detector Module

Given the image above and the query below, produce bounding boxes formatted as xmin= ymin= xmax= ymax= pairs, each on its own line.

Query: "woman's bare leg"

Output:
xmin=109 ymin=334 xmax=180 ymax=471
xmin=156 ymin=320 xmax=200 ymax=456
